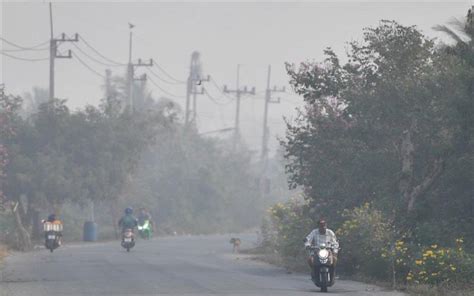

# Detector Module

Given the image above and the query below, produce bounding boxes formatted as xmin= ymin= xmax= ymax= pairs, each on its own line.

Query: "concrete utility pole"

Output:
xmin=185 ymin=51 xmax=209 ymax=127
xmin=48 ymin=3 xmax=78 ymax=103
xmin=260 ymin=65 xmax=285 ymax=211
xmin=261 ymin=65 xmax=285 ymax=162
xmin=223 ymin=64 xmax=256 ymax=148
xmin=126 ymin=23 xmax=152 ymax=113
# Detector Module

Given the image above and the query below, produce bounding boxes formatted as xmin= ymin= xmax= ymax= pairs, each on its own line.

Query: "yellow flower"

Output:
xmin=439 ymin=262 xmax=445 ymax=265
xmin=431 ymin=244 xmax=438 ymax=249
xmin=406 ymin=276 xmax=413 ymax=281
xmin=415 ymin=260 xmax=423 ymax=265
xmin=450 ymin=266 xmax=456 ymax=271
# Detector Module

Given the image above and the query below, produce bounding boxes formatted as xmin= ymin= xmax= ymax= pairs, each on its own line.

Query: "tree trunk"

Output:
xmin=407 ymin=159 xmax=443 ymax=212
xmin=399 ymin=129 xmax=414 ymax=204
xmin=12 ymin=201 xmax=33 ymax=251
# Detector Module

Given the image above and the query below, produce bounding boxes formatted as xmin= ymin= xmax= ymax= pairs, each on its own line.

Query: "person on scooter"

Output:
xmin=42 ymin=214 xmax=63 ymax=246
xmin=118 ymin=207 xmax=138 ymax=232
xmin=137 ymin=207 xmax=153 ymax=238
xmin=304 ymin=219 xmax=339 ymax=282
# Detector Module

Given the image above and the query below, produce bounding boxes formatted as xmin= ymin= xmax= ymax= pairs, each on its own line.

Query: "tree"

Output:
xmin=282 ymin=20 xmax=470 ymax=239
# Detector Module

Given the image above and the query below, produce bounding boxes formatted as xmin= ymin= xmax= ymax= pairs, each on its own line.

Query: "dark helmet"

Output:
xmin=125 ymin=207 xmax=133 ymax=215
xmin=48 ymin=214 xmax=56 ymax=222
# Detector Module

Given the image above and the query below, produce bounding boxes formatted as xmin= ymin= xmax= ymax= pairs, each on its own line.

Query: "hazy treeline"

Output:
xmin=0 ymin=70 xmax=285 ymax=249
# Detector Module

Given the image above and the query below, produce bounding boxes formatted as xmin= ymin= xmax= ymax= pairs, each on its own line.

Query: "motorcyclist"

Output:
xmin=118 ymin=207 xmax=138 ymax=233
xmin=137 ymin=207 xmax=153 ymax=227
xmin=304 ymin=219 xmax=339 ymax=282
xmin=42 ymin=214 xmax=63 ymax=245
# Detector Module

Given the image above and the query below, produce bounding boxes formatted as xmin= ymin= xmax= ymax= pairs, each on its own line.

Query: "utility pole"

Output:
xmin=48 ymin=3 xmax=78 ymax=102
xmin=261 ymin=65 xmax=285 ymax=162
xmin=223 ymin=64 xmax=256 ymax=148
xmin=185 ymin=51 xmax=209 ymax=127
xmin=260 ymin=65 xmax=285 ymax=211
xmin=126 ymin=23 xmax=152 ymax=113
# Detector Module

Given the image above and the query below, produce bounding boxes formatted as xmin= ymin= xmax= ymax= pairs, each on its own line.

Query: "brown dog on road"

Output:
xmin=229 ymin=238 xmax=241 ymax=253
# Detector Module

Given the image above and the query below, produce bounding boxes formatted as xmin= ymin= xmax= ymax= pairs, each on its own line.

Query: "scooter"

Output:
xmin=121 ymin=228 xmax=135 ymax=252
xmin=43 ymin=222 xmax=62 ymax=253
xmin=308 ymin=243 xmax=338 ymax=292
xmin=138 ymin=220 xmax=152 ymax=240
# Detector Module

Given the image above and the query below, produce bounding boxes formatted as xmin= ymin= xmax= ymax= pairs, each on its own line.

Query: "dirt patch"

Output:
xmin=0 ymin=244 xmax=9 ymax=264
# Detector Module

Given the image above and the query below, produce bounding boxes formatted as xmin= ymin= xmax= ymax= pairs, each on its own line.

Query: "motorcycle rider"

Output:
xmin=137 ymin=207 xmax=153 ymax=238
xmin=304 ymin=219 xmax=339 ymax=282
xmin=118 ymin=207 xmax=138 ymax=233
xmin=42 ymin=214 xmax=63 ymax=246
xmin=137 ymin=207 xmax=153 ymax=228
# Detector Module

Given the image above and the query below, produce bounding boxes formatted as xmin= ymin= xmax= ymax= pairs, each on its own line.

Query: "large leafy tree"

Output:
xmin=282 ymin=21 xmax=471 ymax=241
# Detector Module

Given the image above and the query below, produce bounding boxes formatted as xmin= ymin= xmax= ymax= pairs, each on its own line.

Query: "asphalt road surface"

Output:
xmin=0 ymin=234 xmax=405 ymax=296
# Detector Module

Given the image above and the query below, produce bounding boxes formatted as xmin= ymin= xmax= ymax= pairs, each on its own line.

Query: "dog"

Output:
xmin=229 ymin=238 xmax=241 ymax=253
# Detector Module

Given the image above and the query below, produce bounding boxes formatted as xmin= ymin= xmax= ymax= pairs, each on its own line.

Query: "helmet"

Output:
xmin=125 ymin=207 xmax=133 ymax=215
xmin=48 ymin=214 xmax=56 ymax=222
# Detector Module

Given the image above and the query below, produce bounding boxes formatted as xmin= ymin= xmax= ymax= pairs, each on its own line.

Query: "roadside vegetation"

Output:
xmin=260 ymin=14 xmax=474 ymax=295
xmin=0 ymin=70 xmax=285 ymax=250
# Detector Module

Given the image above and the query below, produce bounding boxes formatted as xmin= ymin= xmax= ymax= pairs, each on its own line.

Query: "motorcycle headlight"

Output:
xmin=318 ymin=249 xmax=329 ymax=259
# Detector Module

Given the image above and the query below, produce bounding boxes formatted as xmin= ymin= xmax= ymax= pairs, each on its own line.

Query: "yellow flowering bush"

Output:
xmin=266 ymin=197 xmax=313 ymax=262
xmin=336 ymin=203 xmax=399 ymax=279
xmin=407 ymin=238 xmax=474 ymax=285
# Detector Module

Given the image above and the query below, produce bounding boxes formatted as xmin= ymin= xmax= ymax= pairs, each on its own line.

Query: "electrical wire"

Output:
xmin=72 ymin=52 xmax=105 ymax=78
xmin=203 ymin=88 xmax=235 ymax=106
xmin=152 ymin=63 xmax=186 ymax=84
xmin=0 ymin=36 xmax=50 ymax=51
xmin=71 ymin=42 xmax=123 ymax=67
xmin=78 ymin=36 xmax=125 ymax=66
xmin=147 ymin=76 xmax=186 ymax=99
xmin=209 ymin=77 xmax=235 ymax=100
xmin=147 ymin=67 xmax=185 ymax=85
xmin=0 ymin=51 xmax=49 ymax=62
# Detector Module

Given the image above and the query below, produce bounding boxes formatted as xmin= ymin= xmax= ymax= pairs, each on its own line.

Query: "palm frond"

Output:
xmin=433 ymin=24 xmax=467 ymax=45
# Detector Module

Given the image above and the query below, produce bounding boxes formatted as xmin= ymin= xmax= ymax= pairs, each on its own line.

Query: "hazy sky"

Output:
xmin=1 ymin=1 xmax=470 ymax=153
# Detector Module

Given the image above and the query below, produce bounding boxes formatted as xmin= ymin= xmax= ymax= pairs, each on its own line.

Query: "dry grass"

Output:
xmin=407 ymin=283 xmax=474 ymax=296
xmin=0 ymin=243 xmax=8 ymax=264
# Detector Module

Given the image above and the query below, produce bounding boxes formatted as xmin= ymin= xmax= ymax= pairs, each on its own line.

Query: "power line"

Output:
xmin=70 ymin=41 xmax=122 ymax=67
xmin=147 ymin=67 xmax=184 ymax=85
xmin=210 ymin=77 xmax=235 ymax=99
xmin=153 ymin=63 xmax=186 ymax=84
xmin=147 ymin=76 xmax=186 ymax=99
xmin=78 ymin=35 xmax=125 ymax=66
xmin=72 ymin=52 xmax=105 ymax=78
xmin=0 ymin=36 xmax=50 ymax=51
xmin=203 ymin=88 xmax=234 ymax=106
xmin=0 ymin=51 xmax=49 ymax=62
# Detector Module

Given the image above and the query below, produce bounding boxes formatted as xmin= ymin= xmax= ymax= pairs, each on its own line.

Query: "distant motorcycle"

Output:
xmin=43 ymin=221 xmax=62 ymax=253
xmin=307 ymin=243 xmax=338 ymax=292
xmin=138 ymin=219 xmax=152 ymax=240
xmin=121 ymin=228 xmax=135 ymax=252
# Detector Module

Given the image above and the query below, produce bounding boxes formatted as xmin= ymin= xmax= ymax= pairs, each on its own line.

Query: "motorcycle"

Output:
xmin=137 ymin=219 xmax=152 ymax=240
xmin=43 ymin=221 xmax=62 ymax=253
xmin=121 ymin=228 xmax=135 ymax=252
xmin=307 ymin=243 xmax=338 ymax=292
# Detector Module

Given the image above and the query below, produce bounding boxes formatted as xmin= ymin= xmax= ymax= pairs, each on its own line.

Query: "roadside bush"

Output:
xmin=267 ymin=197 xmax=313 ymax=267
xmin=407 ymin=239 xmax=474 ymax=285
xmin=336 ymin=202 xmax=396 ymax=279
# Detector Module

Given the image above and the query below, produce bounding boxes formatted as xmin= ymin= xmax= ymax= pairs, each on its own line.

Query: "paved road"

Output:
xmin=0 ymin=234 xmax=405 ymax=296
